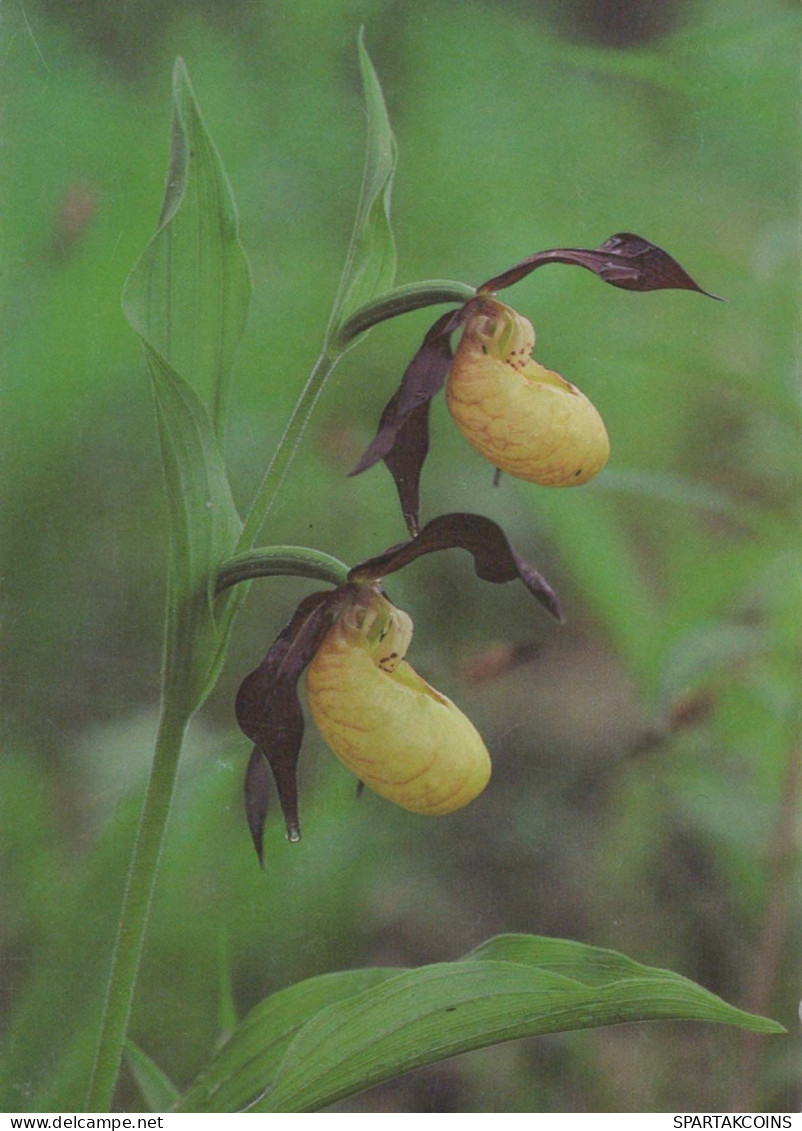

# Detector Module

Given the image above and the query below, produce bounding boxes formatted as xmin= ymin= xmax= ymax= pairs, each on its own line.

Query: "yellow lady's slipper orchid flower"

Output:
xmin=446 ymin=297 xmax=610 ymax=486
xmin=233 ymin=513 xmax=560 ymax=862
xmin=307 ymin=589 xmax=491 ymax=815
xmin=351 ymin=232 xmax=718 ymax=535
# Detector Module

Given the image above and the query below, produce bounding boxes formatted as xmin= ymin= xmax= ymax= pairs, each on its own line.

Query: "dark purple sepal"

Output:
xmin=509 ymin=549 xmax=563 ymax=622
xmin=381 ymin=400 xmax=430 ymax=537
xmin=478 ymin=232 xmax=722 ymax=300
xmin=349 ymin=309 xmax=465 ymax=536
xmin=244 ymin=747 xmax=273 ymax=868
xmin=349 ymin=512 xmax=563 ymax=622
xmin=235 ymin=590 xmax=338 ymax=858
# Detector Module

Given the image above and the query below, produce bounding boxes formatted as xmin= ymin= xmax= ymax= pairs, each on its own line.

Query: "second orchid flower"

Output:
xmin=351 ymin=232 xmax=719 ymax=534
xmin=231 ymin=513 xmax=561 ymax=863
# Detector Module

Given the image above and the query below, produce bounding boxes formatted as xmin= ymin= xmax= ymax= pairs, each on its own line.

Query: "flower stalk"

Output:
xmin=333 ymin=280 xmax=476 ymax=350
xmin=216 ymin=547 xmax=350 ymax=595
xmin=238 ymin=351 xmax=341 ymax=552
xmin=239 ymin=280 xmax=478 ymax=552
xmin=85 ymin=703 xmax=190 ymax=1111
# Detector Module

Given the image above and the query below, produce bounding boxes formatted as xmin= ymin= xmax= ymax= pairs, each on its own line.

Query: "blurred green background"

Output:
xmin=1 ymin=0 xmax=799 ymax=1113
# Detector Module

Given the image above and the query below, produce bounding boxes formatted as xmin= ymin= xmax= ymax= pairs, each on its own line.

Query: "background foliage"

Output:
xmin=1 ymin=0 xmax=799 ymax=1113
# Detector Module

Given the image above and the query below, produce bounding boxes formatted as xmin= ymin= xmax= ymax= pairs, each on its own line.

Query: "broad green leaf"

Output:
xmin=326 ymin=30 xmax=397 ymax=347
xmin=216 ymin=932 xmax=239 ymax=1038
xmin=181 ymin=936 xmax=782 ymax=1113
xmin=258 ymin=955 xmax=781 ymax=1112
xmin=123 ymin=57 xmax=251 ymax=434
xmin=124 ymin=1042 xmax=180 ymax=1112
xmin=122 ymin=57 xmax=247 ymax=712
xmin=145 ymin=344 xmax=241 ymax=711
xmin=464 ymin=933 xmax=696 ymax=987
xmin=179 ymin=969 xmax=398 ymax=1113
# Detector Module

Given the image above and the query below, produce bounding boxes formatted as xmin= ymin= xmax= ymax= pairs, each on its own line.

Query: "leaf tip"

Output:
xmin=171 ymin=56 xmax=191 ymax=94
xmin=752 ymin=1017 xmax=787 ymax=1035
xmin=357 ymin=25 xmax=377 ymax=78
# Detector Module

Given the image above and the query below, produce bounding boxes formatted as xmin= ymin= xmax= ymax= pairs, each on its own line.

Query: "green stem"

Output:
xmin=238 ymin=350 xmax=342 ymax=552
xmin=85 ymin=703 xmax=190 ymax=1111
xmin=238 ymin=280 xmax=475 ymax=553
xmin=333 ymin=280 xmax=475 ymax=350
xmin=211 ymin=359 xmax=230 ymax=453
xmin=216 ymin=546 xmax=350 ymax=595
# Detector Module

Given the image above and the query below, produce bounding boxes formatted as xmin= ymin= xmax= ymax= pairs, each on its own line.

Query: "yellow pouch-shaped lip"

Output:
xmin=447 ymin=297 xmax=610 ymax=486
xmin=307 ymin=593 xmax=491 ymax=815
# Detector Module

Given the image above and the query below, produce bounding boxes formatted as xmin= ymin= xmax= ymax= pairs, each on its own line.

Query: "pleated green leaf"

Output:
xmin=125 ymin=1042 xmax=180 ymax=1113
xmin=144 ymin=344 xmax=241 ymax=710
xmin=123 ymin=57 xmax=251 ymax=432
xmin=326 ymin=30 xmax=397 ymax=347
xmin=180 ymin=935 xmax=782 ymax=1112
xmin=122 ymin=58 xmax=248 ymax=712
xmin=464 ymin=933 xmax=722 ymax=988
xmin=179 ymin=969 xmax=398 ymax=1113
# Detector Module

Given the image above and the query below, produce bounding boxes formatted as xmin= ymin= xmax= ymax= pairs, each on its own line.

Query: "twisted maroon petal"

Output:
xmin=349 ymin=512 xmax=562 ymax=622
xmin=350 ymin=308 xmax=468 ymax=535
xmin=235 ymin=590 xmax=340 ymax=862
xmin=479 ymin=232 xmax=722 ymax=299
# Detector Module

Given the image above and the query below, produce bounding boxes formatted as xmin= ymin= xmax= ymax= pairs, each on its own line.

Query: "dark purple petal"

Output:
xmin=348 ymin=512 xmax=563 ymax=621
xmin=235 ymin=590 xmax=339 ymax=856
xmin=593 ymin=233 xmax=724 ymax=296
xmin=478 ymin=232 xmax=722 ymax=299
xmin=381 ymin=400 xmax=431 ymax=537
xmin=349 ymin=309 xmax=466 ymax=536
xmin=510 ymin=549 xmax=562 ymax=622
xmin=244 ymin=747 xmax=273 ymax=867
